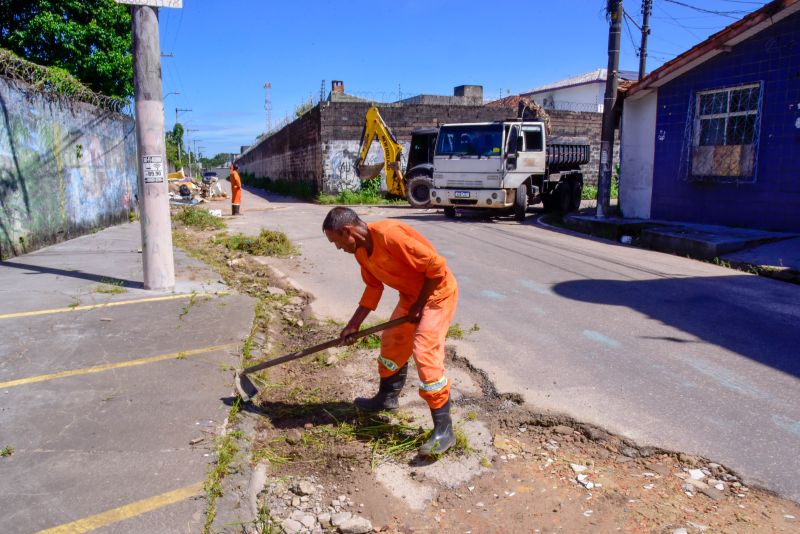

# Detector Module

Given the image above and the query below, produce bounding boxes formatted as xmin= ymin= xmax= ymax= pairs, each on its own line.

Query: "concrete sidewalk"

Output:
xmin=564 ymin=214 xmax=800 ymax=283
xmin=0 ymin=221 xmax=254 ymax=533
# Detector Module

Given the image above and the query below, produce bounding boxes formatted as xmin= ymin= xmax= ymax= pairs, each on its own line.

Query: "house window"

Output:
xmin=691 ymin=83 xmax=761 ymax=180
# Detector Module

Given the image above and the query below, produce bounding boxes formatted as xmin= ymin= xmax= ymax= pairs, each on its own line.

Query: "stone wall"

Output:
xmin=0 ymin=76 xmax=137 ymax=259
xmin=236 ymin=99 xmax=618 ymax=194
xmin=236 ymin=107 xmax=322 ymax=190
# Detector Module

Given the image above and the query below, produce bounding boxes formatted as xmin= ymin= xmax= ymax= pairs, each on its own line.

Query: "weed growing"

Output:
xmin=1 ymin=446 xmax=13 ymax=457
xmin=447 ymin=322 xmax=480 ymax=340
xmin=174 ymin=206 xmax=226 ymax=230
xmin=317 ymin=177 xmax=405 ymax=206
xmin=96 ymin=278 xmax=126 ymax=294
xmin=178 ymin=291 xmax=198 ymax=320
xmin=203 ymin=399 xmax=241 ymax=533
xmin=215 ymin=230 xmax=296 ymax=257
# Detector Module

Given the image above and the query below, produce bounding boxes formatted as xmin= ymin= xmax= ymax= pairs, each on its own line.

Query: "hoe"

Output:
xmin=234 ymin=316 xmax=410 ymax=401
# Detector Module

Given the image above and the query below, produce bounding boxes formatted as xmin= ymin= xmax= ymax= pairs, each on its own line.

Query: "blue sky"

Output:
xmin=157 ymin=0 xmax=770 ymax=157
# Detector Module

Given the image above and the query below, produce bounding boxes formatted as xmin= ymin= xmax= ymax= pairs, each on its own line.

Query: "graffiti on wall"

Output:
xmin=324 ymin=140 xmax=410 ymax=194
xmin=0 ymin=77 xmax=137 ymax=258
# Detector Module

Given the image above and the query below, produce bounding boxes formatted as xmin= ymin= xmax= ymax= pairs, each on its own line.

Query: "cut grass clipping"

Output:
xmin=174 ymin=206 xmax=226 ymax=230
xmin=215 ymin=229 xmax=296 ymax=257
xmin=321 ymin=415 xmax=470 ymax=470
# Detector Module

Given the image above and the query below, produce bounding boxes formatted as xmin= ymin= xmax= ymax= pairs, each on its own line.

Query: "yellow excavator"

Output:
xmin=355 ymin=106 xmax=437 ymax=208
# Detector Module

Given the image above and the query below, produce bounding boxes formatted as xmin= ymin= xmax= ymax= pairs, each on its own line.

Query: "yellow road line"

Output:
xmin=36 ymin=482 xmax=204 ymax=534
xmin=0 ymin=292 xmax=229 ymax=321
xmin=0 ymin=343 xmax=239 ymax=390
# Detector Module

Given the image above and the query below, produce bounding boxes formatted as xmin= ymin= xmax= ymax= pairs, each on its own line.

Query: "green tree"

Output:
xmin=165 ymin=123 xmax=184 ymax=169
xmin=0 ymin=0 xmax=133 ymax=98
xmin=200 ymin=152 xmax=232 ymax=168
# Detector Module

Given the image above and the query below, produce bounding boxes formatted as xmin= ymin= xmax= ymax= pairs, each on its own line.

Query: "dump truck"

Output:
xmin=355 ymin=106 xmax=438 ymax=208
xmin=429 ymin=102 xmax=590 ymax=220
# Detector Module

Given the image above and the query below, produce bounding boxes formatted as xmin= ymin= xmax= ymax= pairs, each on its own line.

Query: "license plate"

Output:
xmin=454 ymin=191 xmax=470 ymax=199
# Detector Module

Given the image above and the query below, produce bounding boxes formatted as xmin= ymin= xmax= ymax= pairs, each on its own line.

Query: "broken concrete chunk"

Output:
xmin=331 ymin=512 xmax=352 ymax=527
xmin=553 ymin=425 xmax=573 ymax=435
xmin=280 ymin=518 xmax=302 ymax=534
xmin=266 ymin=286 xmax=286 ymax=296
xmin=338 ymin=516 xmax=373 ymax=534
xmin=291 ymin=480 xmax=316 ymax=496
xmin=688 ymin=469 xmax=706 ymax=480
xmin=570 ymin=463 xmax=588 ymax=473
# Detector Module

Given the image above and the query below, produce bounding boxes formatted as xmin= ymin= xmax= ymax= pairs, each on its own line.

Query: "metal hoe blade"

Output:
xmin=232 ymin=315 xmax=410 ymax=402
xmin=234 ymin=370 xmax=259 ymax=402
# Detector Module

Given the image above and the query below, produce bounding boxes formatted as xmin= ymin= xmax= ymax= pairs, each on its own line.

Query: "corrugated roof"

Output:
xmin=524 ymin=69 xmax=639 ymax=94
xmin=626 ymin=0 xmax=800 ymax=98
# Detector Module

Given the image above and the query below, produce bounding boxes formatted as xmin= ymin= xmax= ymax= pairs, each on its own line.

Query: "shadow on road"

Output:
xmin=553 ymin=275 xmax=800 ymax=378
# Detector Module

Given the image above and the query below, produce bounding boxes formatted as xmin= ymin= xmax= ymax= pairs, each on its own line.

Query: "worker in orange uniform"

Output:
xmin=230 ymin=163 xmax=242 ymax=215
xmin=322 ymin=207 xmax=458 ymax=456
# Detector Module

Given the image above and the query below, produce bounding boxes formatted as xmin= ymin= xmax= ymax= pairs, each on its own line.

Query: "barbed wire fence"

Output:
xmin=0 ymin=49 xmax=130 ymax=114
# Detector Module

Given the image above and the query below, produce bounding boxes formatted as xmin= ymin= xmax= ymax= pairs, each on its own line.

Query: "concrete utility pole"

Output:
xmin=119 ymin=0 xmax=182 ymax=290
xmin=639 ymin=0 xmax=653 ymax=80
xmin=597 ymin=0 xmax=623 ymax=219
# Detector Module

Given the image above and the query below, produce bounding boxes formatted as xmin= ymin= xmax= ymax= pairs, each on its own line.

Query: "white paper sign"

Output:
xmin=115 ymin=0 xmax=183 ymax=8
xmin=142 ymin=155 xmax=165 ymax=183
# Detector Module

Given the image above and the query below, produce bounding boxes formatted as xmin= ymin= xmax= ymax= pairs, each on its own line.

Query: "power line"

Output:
xmin=661 ymin=0 xmax=750 ymax=19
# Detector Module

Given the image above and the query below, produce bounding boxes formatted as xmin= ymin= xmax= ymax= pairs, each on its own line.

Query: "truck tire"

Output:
xmin=541 ymin=192 xmax=555 ymax=212
xmin=513 ymin=184 xmax=527 ymax=221
xmin=555 ymin=182 xmax=571 ymax=213
xmin=443 ymin=207 xmax=456 ymax=219
xmin=568 ymin=176 xmax=583 ymax=212
xmin=405 ymin=174 xmax=433 ymax=208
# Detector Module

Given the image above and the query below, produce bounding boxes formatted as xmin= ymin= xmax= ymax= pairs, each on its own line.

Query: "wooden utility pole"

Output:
xmin=597 ymin=0 xmax=623 ymax=219
xmin=118 ymin=0 xmax=183 ymax=289
xmin=639 ymin=0 xmax=653 ymax=80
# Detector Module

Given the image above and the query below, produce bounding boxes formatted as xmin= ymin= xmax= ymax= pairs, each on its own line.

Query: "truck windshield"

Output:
xmin=436 ymin=125 xmax=503 ymax=157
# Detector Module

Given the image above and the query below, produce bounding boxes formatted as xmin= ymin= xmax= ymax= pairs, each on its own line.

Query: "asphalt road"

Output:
xmin=227 ymin=187 xmax=800 ymax=502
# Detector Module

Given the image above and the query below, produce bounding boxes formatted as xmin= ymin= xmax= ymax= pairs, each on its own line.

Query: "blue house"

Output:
xmin=619 ymin=0 xmax=800 ymax=232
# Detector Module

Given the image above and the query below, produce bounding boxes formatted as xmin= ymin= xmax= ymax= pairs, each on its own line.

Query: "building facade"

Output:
xmin=620 ymin=1 xmax=800 ymax=232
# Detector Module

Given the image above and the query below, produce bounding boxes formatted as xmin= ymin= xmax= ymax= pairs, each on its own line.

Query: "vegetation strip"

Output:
xmin=35 ymin=482 xmax=204 ymax=534
xmin=0 ymin=343 xmax=238 ymax=390
xmin=0 ymin=293 xmax=228 ymax=321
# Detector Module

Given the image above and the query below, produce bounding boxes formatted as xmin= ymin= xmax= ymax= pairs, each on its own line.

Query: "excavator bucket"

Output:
xmin=356 ymin=162 xmax=384 ymax=182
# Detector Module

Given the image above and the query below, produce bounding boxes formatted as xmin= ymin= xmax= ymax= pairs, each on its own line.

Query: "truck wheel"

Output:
xmin=406 ymin=175 xmax=433 ymax=208
xmin=443 ymin=207 xmax=456 ymax=219
xmin=555 ymin=182 xmax=571 ymax=213
xmin=513 ymin=184 xmax=527 ymax=221
xmin=569 ymin=179 xmax=583 ymax=212
xmin=541 ymin=193 xmax=555 ymax=212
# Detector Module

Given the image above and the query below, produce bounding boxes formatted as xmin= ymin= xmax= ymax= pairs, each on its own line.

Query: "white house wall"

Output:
xmin=532 ymin=83 xmax=604 ymax=112
xmin=620 ymin=91 xmax=657 ymax=219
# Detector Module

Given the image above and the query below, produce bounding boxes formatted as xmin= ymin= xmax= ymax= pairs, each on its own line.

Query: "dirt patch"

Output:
xmin=173 ymin=217 xmax=800 ymax=533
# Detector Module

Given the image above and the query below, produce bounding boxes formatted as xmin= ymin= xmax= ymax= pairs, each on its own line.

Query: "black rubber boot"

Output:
xmin=354 ymin=364 xmax=407 ymax=412
xmin=232 ymin=204 xmax=240 ymax=216
xmin=419 ymin=400 xmax=455 ymax=457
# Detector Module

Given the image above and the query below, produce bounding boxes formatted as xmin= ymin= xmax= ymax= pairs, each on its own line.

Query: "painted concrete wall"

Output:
xmin=321 ymin=140 xmax=406 ymax=194
xmin=0 ymin=77 xmax=137 ymax=258
xmin=620 ymin=91 xmax=657 ymax=219
xmin=649 ymin=11 xmax=800 ymax=232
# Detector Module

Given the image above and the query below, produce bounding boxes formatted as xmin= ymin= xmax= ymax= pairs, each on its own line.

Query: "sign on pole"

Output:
xmin=115 ymin=0 xmax=183 ymax=8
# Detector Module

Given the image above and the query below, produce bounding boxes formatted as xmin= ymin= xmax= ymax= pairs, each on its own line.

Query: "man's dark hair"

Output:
xmin=322 ymin=207 xmax=364 ymax=232
xmin=231 ymin=164 xmax=238 ymax=170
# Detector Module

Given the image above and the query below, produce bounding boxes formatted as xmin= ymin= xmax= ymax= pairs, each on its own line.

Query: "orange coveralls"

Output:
xmin=355 ymin=220 xmax=458 ymax=410
xmin=230 ymin=169 xmax=242 ymax=208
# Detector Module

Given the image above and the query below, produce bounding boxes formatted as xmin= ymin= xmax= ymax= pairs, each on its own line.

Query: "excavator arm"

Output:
xmin=355 ymin=106 xmax=406 ymax=198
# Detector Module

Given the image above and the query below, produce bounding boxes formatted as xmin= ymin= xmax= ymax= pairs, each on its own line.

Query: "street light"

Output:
xmin=164 ymin=91 xmax=181 ymax=99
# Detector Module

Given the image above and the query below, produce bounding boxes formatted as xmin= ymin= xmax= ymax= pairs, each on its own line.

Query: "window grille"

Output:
xmin=679 ymin=82 xmax=763 ymax=183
